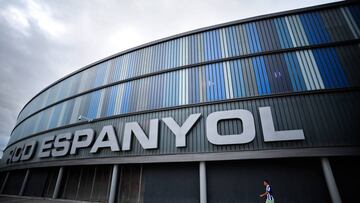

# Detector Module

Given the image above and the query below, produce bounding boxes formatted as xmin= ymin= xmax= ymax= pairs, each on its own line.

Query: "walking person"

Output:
xmin=259 ymin=180 xmax=275 ymax=203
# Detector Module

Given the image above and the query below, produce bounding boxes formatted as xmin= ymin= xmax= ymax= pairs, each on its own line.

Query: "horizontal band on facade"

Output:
xmin=1 ymin=146 xmax=359 ymax=171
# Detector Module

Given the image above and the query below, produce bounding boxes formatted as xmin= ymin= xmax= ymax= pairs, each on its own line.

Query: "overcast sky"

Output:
xmin=0 ymin=0 xmax=340 ymax=158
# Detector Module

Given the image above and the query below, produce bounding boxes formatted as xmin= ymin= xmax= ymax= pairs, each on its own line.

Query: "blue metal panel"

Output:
xmin=327 ymin=48 xmax=348 ymax=87
xmin=48 ymin=104 xmax=62 ymax=129
xmin=259 ymin=56 xmax=271 ymax=94
xmin=174 ymin=39 xmax=178 ymax=67
xmin=106 ymin=86 xmax=117 ymax=116
xmin=166 ymin=72 xmax=170 ymax=106
xmin=235 ymin=60 xmax=246 ymax=97
xmin=212 ymin=64 xmax=218 ymax=100
xmin=173 ymin=71 xmax=177 ymax=106
xmin=57 ymin=80 xmax=68 ymax=102
xmin=62 ymin=99 xmax=75 ymax=126
xmin=283 ymin=53 xmax=299 ymax=91
xmin=205 ymin=64 xmax=211 ymax=101
xmin=94 ymin=65 xmax=106 ymax=87
xmin=210 ymin=31 xmax=216 ymax=60
xmin=252 ymin=57 xmax=263 ymax=95
xmin=169 ymin=40 xmax=173 ymax=68
xmin=175 ymin=69 xmax=180 ymax=106
xmin=150 ymin=76 xmax=155 ymax=109
xmin=300 ymin=13 xmax=316 ymax=45
xmin=289 ymin=52 xmax=306 ymax=91
xmin=254 ymin=56 xmax=270 ymax=95
xmin=229 ymin=61 xmax=239 ymax=98
xmin=245 ymin=23 xmax=255 ymax=53
xmin=129 ymin=79 xmax=136 ymax=113
xmin=165 ymin=41 xmax=171 ymax=68
xmin=229 ymin=26 xmax=236 ymax=56
xmin=231 ymin=26 xmax=238 ymax=57
xmin=313 ymin=49 xmax=333 ymax=88
xmin=212 ymin=64 xmax=219 ymax=100
xmin=156 ymin=75 xmax=162 ymax=108
xmin=207 ymin=31 xmax=213 ymax=61
xmin=87 ymin=91 xmax=100 ymax=119
xmin=121 ymin=82 xmax=129 ymax=113
xmin=163 ymin=73 xmax=169 ymax=107
xmin=151 ymin=45 xmax=156 ymax=72
xmin=157 ymin=43 xmax=162 ymax=71
xmin=217 ymin=63 xmax=225 ymax=100
xmin=37 ymin=109 xmax=51 ymax=132
xmin=204 ymin=32 xmax=210 ymax=61
xmin=312 ymin=12 xmax=331 ymax=43
xmin=169 ymin=72 xmax=174 ymax=106
xmin=251 ymin=22 xmax=262 ymax=52
xmin=238 ymin=60 xmax=246 ymax=97
xmin=280 ymin=17 xmax=293 ymax=48
xmin=214 ymin=30 xmax=221 ymax=59
xmin=194 ymin=67 xmax=199 ymax=103
xmin=194 ymin=35 xmax=199 ymax=64
xmin=274 ymin=18 xmax=287 ymax=49
xmin=187 ymin=68 xmax=193 ymax=104
xmin=112 ymin=58 xmax=120 ymax=83
xmin=158 ymin=43 xmax=163 ymax=71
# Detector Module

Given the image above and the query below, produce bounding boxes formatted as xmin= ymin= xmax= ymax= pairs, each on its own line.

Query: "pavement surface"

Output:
xmin=0 ymin=195 xmax=95 ymax=203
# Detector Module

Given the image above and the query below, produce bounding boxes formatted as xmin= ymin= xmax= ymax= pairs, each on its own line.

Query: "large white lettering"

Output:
xmin=6 ymin=106 xmax=305 ymax=163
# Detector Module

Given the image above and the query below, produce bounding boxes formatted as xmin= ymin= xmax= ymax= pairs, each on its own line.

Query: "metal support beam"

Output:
xmin=0 ymin=171 xmax=10 ymax=194
xmin=19 ymin=169 xmax=30 ymax=196
xmin=137 ymin=165 xmax=143 ymax=203
xmin=321 ymin=158 xmax=342 ymax=203
xmin=199 ymin=161 xmax=207 ymax=203
xmin=108 ymin=164 xmax=119 ymax=203
xmin=52 ymin=167 xmax=64 ymax=199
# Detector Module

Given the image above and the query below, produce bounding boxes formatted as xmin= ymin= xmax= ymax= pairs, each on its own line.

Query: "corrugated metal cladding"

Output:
xmin=8 ymin=44 xmax=360 ymax=145
xmin=2 ymin=90 xmax=360 ymax=167
xmin=16 ymin=3 xmax=360 ymax=123
xmin=9 ymin=2 xmax=360 ymax=146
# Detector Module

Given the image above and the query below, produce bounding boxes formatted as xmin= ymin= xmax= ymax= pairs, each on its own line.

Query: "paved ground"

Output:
xmin=0 ymin=195 xmax=94 ymax=203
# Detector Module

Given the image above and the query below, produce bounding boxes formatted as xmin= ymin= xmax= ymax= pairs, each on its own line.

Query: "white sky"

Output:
xmin=0 ymin=0 xmax=341 ymax=157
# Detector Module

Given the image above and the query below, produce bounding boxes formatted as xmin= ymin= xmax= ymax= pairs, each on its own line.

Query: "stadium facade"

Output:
xmin=1 ymin=1 xmax=359 ymax=203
